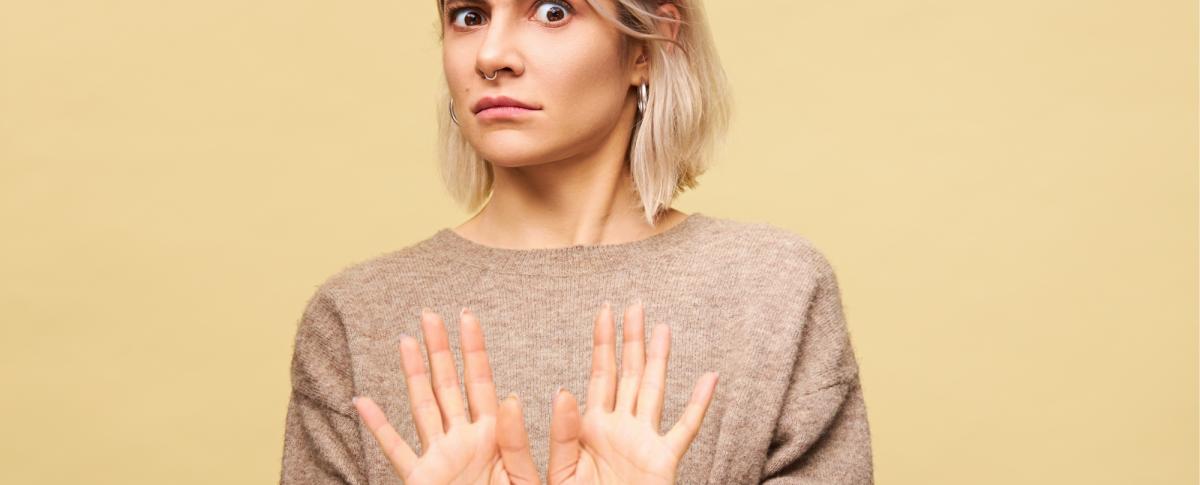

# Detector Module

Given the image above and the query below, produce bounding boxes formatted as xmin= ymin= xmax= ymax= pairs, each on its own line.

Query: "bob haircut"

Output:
xmin=434 ymin=0 xmax=732 ymax=226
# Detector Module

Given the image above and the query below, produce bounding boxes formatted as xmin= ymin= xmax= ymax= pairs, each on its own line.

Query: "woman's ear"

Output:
xmin=655 ymin=3 xmax=682 ymax=51
xmin=630 ymin=41 xmax=650 ymax=86
xmin=630 ymin=4 xmax=682 ymax=86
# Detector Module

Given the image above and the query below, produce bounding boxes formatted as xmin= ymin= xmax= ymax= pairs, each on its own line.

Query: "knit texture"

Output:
xmin=279 ymin=212 xmax=873 ymax=484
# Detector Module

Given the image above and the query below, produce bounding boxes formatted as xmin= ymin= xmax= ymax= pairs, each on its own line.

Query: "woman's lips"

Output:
xmin=475 ymin=106 xmax=538 ymax=121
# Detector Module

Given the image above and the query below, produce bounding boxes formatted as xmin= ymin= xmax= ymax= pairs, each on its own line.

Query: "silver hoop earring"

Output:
xmin=637 ymin=82 xmax=648 ymax=115
xmin=449 ymin=98 xmax=460 ymax=126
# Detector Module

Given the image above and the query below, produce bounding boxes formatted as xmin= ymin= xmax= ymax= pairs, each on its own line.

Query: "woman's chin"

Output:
xmin=473 ymin=143 xmax=559 ymax=167
xmin=471 ymin=130 xmax=540 ymax=147
xmin=479 ymin=155 xmax=549 ymax=168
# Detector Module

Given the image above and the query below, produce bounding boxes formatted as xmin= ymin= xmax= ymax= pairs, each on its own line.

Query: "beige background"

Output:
xmin=1 ymin=0 xmax=1196 ymax=483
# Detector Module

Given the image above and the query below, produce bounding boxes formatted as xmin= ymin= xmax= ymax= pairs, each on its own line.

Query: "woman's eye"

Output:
xmin=451 ymin=8 xmax=486 ymax=28
xmin=533 ymin=2 xmax=572 ymax=24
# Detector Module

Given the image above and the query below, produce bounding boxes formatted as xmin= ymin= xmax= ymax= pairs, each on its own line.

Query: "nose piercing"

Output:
xmin=482 ymin=70 xmax=499 ymax=81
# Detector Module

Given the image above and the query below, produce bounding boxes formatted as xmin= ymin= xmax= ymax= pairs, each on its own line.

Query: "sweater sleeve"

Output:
xmin=279 ymin=285 xmax=369 ymax=485
xmin=760 ymin=262 xmax=874 ymax=484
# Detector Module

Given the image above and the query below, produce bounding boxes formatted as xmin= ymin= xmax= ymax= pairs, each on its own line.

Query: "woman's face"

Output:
xmin=441 ymin=0 xmax=641 ymax=168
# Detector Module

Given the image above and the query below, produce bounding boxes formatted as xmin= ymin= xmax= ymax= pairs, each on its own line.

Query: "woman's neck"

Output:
xmin=453 ymin=163 xmax=687 ymax=251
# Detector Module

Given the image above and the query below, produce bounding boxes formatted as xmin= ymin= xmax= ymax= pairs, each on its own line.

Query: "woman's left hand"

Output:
xmin=545 ymin=301 xmax=720 ymax=485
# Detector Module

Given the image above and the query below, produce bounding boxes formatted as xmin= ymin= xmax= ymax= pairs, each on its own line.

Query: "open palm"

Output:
xmin=546 ymin=301 xmax=720 ymax=485
xmin=352 ymin=308 xmax=541 ymax=485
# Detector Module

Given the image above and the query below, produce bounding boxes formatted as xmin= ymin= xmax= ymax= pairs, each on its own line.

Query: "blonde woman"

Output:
xmin=280 ymin=0 xmax=873 ymax=484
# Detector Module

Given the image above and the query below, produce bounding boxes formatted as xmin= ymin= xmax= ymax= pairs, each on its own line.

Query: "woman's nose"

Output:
xmin=474 ymin=16 xmax=524 ymax=79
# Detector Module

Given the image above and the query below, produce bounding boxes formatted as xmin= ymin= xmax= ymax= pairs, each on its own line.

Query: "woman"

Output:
xmin=280 ymin=0 xmax=874 ymax=483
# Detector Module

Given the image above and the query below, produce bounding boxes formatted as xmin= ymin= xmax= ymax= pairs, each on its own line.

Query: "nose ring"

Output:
xmin=482 ymin=70 xmax=499 ymax=81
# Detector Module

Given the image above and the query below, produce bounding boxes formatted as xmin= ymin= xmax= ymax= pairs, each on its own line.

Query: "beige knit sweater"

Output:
xmin=279 ymin=212 xmax=873 ymax=484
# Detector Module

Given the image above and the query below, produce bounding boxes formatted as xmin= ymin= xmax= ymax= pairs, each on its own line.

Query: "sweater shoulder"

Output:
xmin=702 ymin=215 xmax=837 ymax=280
xmin=308 ymin=235 xmax=444 ymax=301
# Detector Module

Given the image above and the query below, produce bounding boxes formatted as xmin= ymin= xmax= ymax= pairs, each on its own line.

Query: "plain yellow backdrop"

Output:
xmin=0 ymin=0 xmax=1195 ymax=483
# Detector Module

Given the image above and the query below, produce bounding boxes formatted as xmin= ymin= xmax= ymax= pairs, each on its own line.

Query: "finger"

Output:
xmin=614 ymin=301 xmax=646 ymax=414
xmin=664 ymin=371 xmax=720 ymax=458
xmin=353 ymin=395 xmax=418 ymax=480
xmin=398 ymin=334 xmax=444 ymax=450
xmin=496 ymin=393 xmax=540 ymax=483
xmin=635 ymin=323 xmax=670 ymax=431
xmin=585 ymin=301 xmax=618 ymax=413
xmin=459 ymin=308 xmax=499 ymax=422
xmin=547 ymin=388 xmax=582 ymax=485
xmin=421 ymin=309 xmax=469 ymax=429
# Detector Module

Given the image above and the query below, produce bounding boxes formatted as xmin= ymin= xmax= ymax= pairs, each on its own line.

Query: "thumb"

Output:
xmin=547 ymin=387 xmax=581 ymax=485
xmin=497 ymin=393 xmax=540 ymax=484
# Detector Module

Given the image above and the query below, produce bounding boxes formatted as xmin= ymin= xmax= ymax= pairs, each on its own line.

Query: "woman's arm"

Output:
xmin=760 ymin=262 xmax=874 ymax=484
xmin=279 ymin=285 xmax=368 ymax=485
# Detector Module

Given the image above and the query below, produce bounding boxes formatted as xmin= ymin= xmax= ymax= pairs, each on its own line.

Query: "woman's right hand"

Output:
xmin=352 ymin=308 xmax=541 ymax=485
xmin=546 ymin=301 xmax=720 ymax=485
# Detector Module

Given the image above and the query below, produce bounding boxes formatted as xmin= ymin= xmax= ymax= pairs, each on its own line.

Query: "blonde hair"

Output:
xmin=435 ymin=0 xmax=732 ymax=226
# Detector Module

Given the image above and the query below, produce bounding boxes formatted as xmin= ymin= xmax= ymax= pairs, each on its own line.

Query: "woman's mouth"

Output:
xmin=471 ymin=95 xmax=541 ymax=122
xmin=475 ymin=106 xmax=538 ymax=121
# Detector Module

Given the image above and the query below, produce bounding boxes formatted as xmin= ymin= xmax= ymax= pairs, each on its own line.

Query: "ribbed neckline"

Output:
xmin=418 ymin=212 xmax=713 ymax=276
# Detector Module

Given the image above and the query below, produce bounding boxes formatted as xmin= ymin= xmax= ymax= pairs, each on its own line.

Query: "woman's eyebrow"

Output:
xmin=447 ymin=0 xmax=543 ymax=11
xmin=442 ymin=0 xmax=485 ymax=16
xmin=443 ymin=0 xmax=554 ymax=18
xmin=445 ymin=0 xmax=491 ymax=10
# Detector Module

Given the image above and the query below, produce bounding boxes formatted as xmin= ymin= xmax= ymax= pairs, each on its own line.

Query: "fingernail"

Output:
xmin=352 ymin=396 xmax=359 ymax=405
xmin=420 ymin=307 xmax=432 ymax=317
xmin=602 ymin=300 xmax=611 ymax=311
xmin=552 ymin=386 xmax=563 ymax=404
xmin=632 ymin=297 xmax=643 ymax=309
xmin=461 ymin=307 xmax=469 ymax=317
